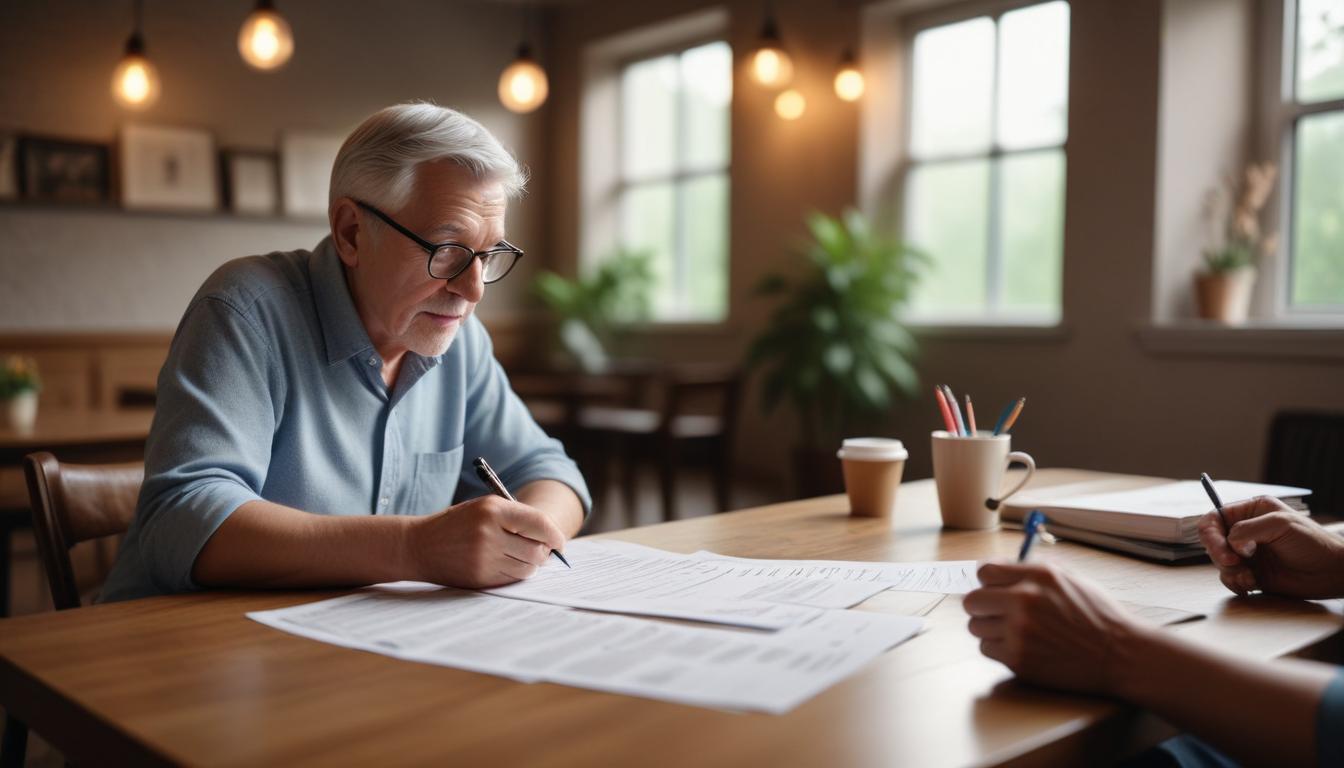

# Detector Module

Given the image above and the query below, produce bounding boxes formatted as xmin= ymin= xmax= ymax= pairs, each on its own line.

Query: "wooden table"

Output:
xmin=0 ymin=408 xmax=153 ymax=616
xmin=1 ymin=469 xmax=1341 ymax=767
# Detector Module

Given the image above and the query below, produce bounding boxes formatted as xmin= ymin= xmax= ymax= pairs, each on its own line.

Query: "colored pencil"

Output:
xmin=942 ymin=385 xmax=967 ymax=436
xmin=933 ymin=387 xmax=956 ymax=433
xmin=998 ymin=397 xmax=1026 ymax=435
xmin=965 ymin=396 xmax=977 ymax=435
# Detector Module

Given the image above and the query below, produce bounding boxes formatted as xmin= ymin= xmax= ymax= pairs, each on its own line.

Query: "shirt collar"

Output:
xmin=310 ymin=236 xmax=376 ymax=366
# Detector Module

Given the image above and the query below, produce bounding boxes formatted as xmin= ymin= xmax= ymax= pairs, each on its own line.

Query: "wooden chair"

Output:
xmin=578 ymin=363 xmax=740 ymax=522
xmin=1264 ymin=410 xmax=1344 ymax=519
xmin=2 ymin=452 xmax=144 ymax=767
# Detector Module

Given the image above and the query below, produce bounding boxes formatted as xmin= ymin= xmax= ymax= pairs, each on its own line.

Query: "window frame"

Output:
xmin=1271 ymin=0 xmax=1344 ymax=318
xmin=896 ymin=0 xmax=1070 ymax=325
xmin=612 ymin=38 xmax=732 ymax=323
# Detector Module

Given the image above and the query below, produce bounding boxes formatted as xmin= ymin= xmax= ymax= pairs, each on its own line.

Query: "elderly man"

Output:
xmin=102 ymin=103 xmax=588 ymax=601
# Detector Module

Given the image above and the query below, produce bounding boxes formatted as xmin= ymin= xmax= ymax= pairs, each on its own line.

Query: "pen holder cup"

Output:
xmin=931 ymin=431 xmax=1035 ymax=530
xmin=837 ymin=438 xmax=909 ymax=518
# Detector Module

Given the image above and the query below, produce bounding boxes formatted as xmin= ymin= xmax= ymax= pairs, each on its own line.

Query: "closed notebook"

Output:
xmin=1003 ymin=479 xmax=1311 ymax=544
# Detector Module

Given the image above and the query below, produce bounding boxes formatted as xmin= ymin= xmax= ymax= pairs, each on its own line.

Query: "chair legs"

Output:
xmin=1 ymin=714 xmax=28 ymax=768
xmin=712 ymin=440 xmax=732 ymax=514
xmin=658 ymin=439 xmax=678 ymax=522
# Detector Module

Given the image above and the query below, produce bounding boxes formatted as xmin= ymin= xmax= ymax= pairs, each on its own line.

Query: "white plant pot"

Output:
xmin=3 ymin=390 xmax=37 ymax=433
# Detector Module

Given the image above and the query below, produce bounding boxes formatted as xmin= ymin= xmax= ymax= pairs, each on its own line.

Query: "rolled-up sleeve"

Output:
xmin=136 ymin=296 xmax=279 ymax=593
xmin=456 ymin=319 xmax=592 ymax=517
xmin=1317 ymin=666 xmax=1344 ymax=767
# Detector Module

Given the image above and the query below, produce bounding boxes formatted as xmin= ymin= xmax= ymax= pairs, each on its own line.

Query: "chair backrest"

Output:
xmin=660 ymin=364 xmax=741 ymax=437
xmin=23 ymin=451 xmax=144 ymax=610
xmin=1264 ymin=410 xmax=1344 ymax=518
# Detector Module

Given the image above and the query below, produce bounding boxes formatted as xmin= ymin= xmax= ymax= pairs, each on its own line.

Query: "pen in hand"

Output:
xmin=1199 ymin=472 xmax=1229 ymax=531
xmin=1018 ymin=510 xmax=1046 ymax=562
xmin=473 ymin=456 xmax=571 ymax=569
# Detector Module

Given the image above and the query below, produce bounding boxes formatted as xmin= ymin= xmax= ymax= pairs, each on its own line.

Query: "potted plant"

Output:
xmin=1197 ymin=163 xmax=1278 ymax=324
xmin=746 ymin=210 xmax=927 ymax=497
xmin=531 ymin=249 xmax=655 ymax=372
xmin=0 ymin=355 xmax=41 ymax=433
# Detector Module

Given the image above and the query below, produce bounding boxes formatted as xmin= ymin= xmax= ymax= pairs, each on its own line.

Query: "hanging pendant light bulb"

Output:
xmin=111 ymin=0 xmax=161 ymax=110
xmin=498 ymin=43 xmax=549 ymax=114
xmin=239 ymin=0 xmax=295 ymax=71
xmin=774 ymin=89 xmax=806 ymax=120
xmin=751 ymin=3 xmax=793 ymax=88
xmin=833 ymin=48 xmax=865 ymax=102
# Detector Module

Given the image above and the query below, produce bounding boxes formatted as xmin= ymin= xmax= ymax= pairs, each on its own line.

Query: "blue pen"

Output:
xmin=1018 ymin=510 xmax=1046 ymax=562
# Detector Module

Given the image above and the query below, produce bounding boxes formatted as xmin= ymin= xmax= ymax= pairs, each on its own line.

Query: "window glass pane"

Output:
xmin=906 ymin=159 xmax=990 ymax=314
xmin=621 ymin=55 xmax=678 ymax=180
xmin=998 ymin=2 xmax=1070 ymax=149
xmin=910 ymin=17 xmax=995 ymax=158
xmin=620 ymin=181 xmax=677 ymax=315
xmin=1297 ymin=0 xmax=1344 ymax=103
xmin=999 ymin=150 xmax=1065 ymax=315
xmin=1290 ymin=110 xmax=1344 ymax=307
xmin=679 ymin=173 xmax=729 ymax=320
xmin=681 ymin=42 xmax=732 ymax=171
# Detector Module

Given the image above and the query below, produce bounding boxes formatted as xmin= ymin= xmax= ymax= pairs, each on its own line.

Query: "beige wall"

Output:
xmin=547 ymin=0 xmax=1344 ymax=491
xmin=0 ymin=0 xmax=549 ymax=330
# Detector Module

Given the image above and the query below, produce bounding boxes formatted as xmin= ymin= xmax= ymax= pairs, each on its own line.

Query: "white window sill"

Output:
xmin=1137 ymin=321 xmax=1344 ymax=361
xmin=908 ymin=322 xmax=1071 ymax=342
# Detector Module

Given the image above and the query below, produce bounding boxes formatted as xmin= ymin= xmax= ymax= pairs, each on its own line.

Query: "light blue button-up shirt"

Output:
xmin=101 ymin=237 xmax=590 ymax=601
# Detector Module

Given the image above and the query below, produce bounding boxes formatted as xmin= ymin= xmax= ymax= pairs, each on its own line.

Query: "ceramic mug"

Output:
xmin=931 ymin=430 xmax=1035 ymax=529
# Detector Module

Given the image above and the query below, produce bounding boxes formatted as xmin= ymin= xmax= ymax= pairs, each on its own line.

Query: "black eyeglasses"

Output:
xmin=355 ymin=201 xmax=524 ymax=284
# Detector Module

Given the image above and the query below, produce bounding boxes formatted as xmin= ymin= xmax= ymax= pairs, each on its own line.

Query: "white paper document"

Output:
xmin=483 ymin=539 xmax=891 ymax=629
xmin=247 ymin=588 xmax=924 ymax=714
xmin=688 ymin=551 xmax=982 ymax=594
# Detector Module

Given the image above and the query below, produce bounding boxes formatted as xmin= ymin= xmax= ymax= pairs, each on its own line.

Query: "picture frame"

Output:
xmin=221 ymin=148 xmax=280 ymax=216
xmin=119 ymin=123 xmax=218 ymax=212
xmin=0 ymin=132 xmax=17 ymax=201
xmin=280 ymin=132 xmax=343 ymax=219
xmin=16 ymin=135 xmax=112 ymax=204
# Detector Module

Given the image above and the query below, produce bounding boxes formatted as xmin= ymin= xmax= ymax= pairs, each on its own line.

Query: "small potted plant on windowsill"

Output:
xmin=0 ymin=356 xmax=41 ymax=433
xmin=1196 ymin=162 xmax=1277 ymax=324
xmin=746 ymin=210 xmax=927 ymax=498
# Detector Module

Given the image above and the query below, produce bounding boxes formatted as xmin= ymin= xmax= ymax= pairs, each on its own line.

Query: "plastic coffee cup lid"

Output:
xmin=837 ymin=437 xmax=908 ymax=461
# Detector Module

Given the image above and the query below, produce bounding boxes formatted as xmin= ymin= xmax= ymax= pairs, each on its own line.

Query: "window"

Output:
xmin=616 ymin=41 xmax=732 ymax=321
xmin=900 ymin=1 xmax=1069 ymax=323
xmin=1284 ymin=0 xmax=1344 ymax=311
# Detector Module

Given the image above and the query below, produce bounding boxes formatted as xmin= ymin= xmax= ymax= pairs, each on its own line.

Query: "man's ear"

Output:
xmin=330 ymin=198 xmax=363 ymax=267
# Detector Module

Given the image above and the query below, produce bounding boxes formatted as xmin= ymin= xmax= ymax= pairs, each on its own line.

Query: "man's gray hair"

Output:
xmin=329 ymin=102 xmax=526 ymax=216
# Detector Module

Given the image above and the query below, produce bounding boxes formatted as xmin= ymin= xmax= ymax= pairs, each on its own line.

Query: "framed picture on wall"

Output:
xmin=221 ymin=148 xmax=279 ymax=216
xmin=280 ymin=132 xmax=343 ymax=219
xmin=119 ymin=124 xmax=219 ymax=211
xmin=17 ymin=135 xmax=112 ymax=204
xmin=0 ymin=132 xmax=17 ymax=200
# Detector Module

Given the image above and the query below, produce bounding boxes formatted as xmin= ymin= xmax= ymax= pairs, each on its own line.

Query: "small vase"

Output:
xmin=1195 ymin=267 xmax=1256 ymax=324
xmin=2 ymin=390 xmax=37 ymax=433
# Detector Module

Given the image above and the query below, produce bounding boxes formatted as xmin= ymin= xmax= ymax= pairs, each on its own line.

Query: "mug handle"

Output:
xmin=985 ymin=451 xmax=1036 ymax=510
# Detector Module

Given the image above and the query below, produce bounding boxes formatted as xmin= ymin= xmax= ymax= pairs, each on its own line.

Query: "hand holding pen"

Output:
xmin=1195 ymin=484 xmax=1344 ymax=598
xmin=475 ymin=457 xmax=572 ymax=568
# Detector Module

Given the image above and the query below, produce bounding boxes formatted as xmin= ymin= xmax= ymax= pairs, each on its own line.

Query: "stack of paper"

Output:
xmin=248 ymin=539 xmax=979 ymax=713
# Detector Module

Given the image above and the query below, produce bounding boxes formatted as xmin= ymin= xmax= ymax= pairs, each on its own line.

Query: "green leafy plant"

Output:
xmin=746 ymin=210 xmax=927 ymax=452
xmin=531 ymin=249 xmax=655 ymax=371
xmin=0 ymin=356 xmax=41 ymax=399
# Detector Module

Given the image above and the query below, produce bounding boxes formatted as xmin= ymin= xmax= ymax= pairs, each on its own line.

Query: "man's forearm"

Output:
xmin=191 ymin=499 xmax=416 ymax=588
xmin=515 ymin=479 xmax=584 ymax=537
xmin=1116 ymin=625 xmax=1335 ymax=766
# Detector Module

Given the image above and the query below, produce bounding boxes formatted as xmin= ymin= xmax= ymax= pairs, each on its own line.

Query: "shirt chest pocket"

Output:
xmin=404 ymin=445 xmax=465 ymax=516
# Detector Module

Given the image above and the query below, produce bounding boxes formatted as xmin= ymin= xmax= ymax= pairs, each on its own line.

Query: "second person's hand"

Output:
xmin=1197 ymin=496 xmax=1344 ymax=599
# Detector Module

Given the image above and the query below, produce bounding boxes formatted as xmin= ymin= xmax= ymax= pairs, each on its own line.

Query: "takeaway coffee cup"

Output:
xmin=837 ymin=437 xmax=909 ymax=518
xmin=931 ymin=430 xmax=1035 ymax=529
